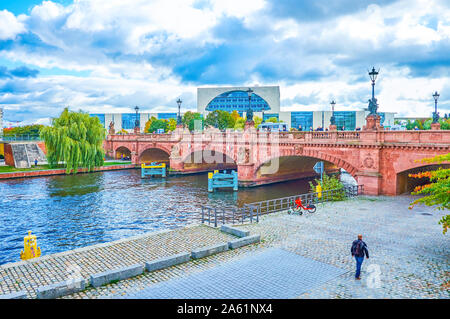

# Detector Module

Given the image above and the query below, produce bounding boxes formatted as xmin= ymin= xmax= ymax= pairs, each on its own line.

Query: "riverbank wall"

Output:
xmin=0 ymin=164 xmax=138 ymax=180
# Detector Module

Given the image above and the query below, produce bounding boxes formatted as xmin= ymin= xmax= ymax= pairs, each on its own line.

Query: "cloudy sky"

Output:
xmin=0 ymin=0 xmax=449 ymax=125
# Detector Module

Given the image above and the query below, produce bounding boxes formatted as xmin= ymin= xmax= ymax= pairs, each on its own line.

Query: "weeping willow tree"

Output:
xmin=40 ymin=108 xmax=106 ymax=174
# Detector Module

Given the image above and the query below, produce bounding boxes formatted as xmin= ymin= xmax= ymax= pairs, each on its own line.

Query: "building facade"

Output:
xmin=91 ymin=85 xmax=395 ymax=132
xmin=197 ymin=86 xmax=280 ymax=115
xmin=90 ymin=112 xmax=181 ymax=133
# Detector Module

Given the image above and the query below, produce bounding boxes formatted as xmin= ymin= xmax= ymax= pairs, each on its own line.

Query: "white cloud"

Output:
xmin=0 ymin=0 xmax=450 ymax=124
xmin=0 ymin=10 xmax=25 ymax=40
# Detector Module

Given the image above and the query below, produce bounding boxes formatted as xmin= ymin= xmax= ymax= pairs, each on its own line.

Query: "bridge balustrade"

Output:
xmin=108 ymin=129 xmax=449 ymax=145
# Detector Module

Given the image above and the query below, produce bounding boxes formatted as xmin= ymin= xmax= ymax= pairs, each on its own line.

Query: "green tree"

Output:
xmin=148 ymin=119 xmax=169 ymax=133
xmin=253 ymin=116 xmax=262 ymax=129
xmin=205 ymin=110 xmax=234 ymax=130
xmin=409 ymin=153 xmax=450 ymax=234
xmin=231 ymin=110 xmax=241 ymax=123
xmin=309 ymin=173 xmax=346 ymax=201
xmin=39 ymin=108 xmax=106 ymax=174
xmin=182 ymin=111 xmax=203 ymax=131
xmin=234 ymin=118 xmax=246 ymax=130
xmin=144 ymin=116 xmax=157 ymax=133
xmin=3 ymin=124 xmax=45 ymax=137
xmin=167 ymin=118 xmax=177 ymax=131
xmin=265 ymin=117 xmax=279 ymax=123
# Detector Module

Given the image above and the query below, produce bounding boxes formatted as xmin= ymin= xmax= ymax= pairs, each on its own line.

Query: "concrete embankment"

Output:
xmin=0 ymin=164 xmax=137 ymax=180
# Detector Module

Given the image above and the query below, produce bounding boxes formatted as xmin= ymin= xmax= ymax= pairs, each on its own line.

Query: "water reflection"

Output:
xmin=0 ymin=169 xmax=356 ymax=265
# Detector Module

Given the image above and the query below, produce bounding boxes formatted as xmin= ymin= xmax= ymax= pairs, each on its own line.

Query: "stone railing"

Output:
xmin=107 ymin=130 xmax=450 ymax=146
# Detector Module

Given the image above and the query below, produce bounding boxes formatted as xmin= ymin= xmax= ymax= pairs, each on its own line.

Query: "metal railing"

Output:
xmin=199 ymin=184 xmax=363 ymax=226
xmin=200 ymin=204 xmax=260 ymax=227
xmin=0 ymin=135 xmax=41 ymax=142
xmin=246 ymin=184 xmax=364 ymax=216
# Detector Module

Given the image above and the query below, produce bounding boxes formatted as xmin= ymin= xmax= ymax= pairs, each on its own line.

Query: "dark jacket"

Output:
xmin=351 ymin=239 xmax=369 ymax=258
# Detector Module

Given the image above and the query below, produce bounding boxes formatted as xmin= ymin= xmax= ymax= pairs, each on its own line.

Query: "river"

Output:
xmin=0 ymin=169 xmax=356 ymax=265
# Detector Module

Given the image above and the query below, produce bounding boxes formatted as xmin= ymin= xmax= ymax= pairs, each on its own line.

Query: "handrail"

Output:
xmin=0 ymin=135 xmax=41 ymax=142
xmin=199 ymin=184 xmax=363 ymax=226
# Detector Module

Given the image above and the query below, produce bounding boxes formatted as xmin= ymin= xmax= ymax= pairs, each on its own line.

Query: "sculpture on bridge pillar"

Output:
xmin=237 ymin=147 xmax=250 ymax=164
xmin=108 ymin=121 xmax=115 ymax=135
xmin=170 ymin=144 xmax=181 ymax=159
xmin=364 ymin=98 xmax=383 ymax=131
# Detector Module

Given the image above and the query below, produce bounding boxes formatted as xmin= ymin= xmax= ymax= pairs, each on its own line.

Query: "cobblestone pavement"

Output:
xmin=239 ymin=195 xmax=449 ymax=299
xmin=65 ymin=195 xmax=448 ymax=299
xmin=0 ymin=225 xmax=236 ymax=299
xmin=125 ymin=248 xmax=346 ymax=299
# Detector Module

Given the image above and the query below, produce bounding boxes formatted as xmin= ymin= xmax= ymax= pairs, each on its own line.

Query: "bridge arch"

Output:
xmin=115 ymin=146 xmax=131 ymax=160
xmin=138 ymin=146 xmax=171 ymax=165
xmin=254 ymin=149 xmax=360 ymax=180
xmin=181 ymin=148 xmax=237 ymax=172
xmin=395 ymin=163 xmax=450 ymax=194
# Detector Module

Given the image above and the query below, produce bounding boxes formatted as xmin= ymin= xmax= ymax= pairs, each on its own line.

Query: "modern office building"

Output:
xmin=197 ymin=86 xmax=280 ymax=115
xmin=197 ymin=85 xmax=394 ymax=130
xmin=90 ymin=112 xmax=181 ymax=133
xmin=91 ymin=85 xmax=395 ymax=132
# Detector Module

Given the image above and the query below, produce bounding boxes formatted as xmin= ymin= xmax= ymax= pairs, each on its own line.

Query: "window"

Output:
xmin=206 ymin=90 xmax=271 ymax=112
xmin=90 ymin=114 xmax=105 ymax=127
xmin=158 ymin=113 xmax=177 ymax=120
xmin=122 ymin=113 xmax=138 ymax=129
xmin=291 ymin=112 xmax=313 ymax=131
xmin=263 ymin=113 xmax=279 ymax=122
xmin=334 ymin=111 xmax=356 ymax=130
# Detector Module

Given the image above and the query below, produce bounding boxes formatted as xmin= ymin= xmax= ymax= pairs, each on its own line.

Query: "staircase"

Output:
xmin=10 ymin=143 xmax=47 ymax=168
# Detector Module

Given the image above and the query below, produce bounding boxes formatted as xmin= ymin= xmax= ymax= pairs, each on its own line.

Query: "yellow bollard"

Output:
xmin=20 ymin=231 xmax=41 ymax=260
xmin=208 ymin=172 xmax=213 ymax=179
xmin=316 ymin=183 xmax=322 ymax=199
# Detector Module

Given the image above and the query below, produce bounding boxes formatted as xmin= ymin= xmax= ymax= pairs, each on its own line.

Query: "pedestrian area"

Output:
xmin=125 ymin=248 xmax=347 ymax=299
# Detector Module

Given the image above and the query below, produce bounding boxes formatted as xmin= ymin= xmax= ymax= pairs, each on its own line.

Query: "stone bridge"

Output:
xmin=104 ymin=128 xmax=450 ymax=196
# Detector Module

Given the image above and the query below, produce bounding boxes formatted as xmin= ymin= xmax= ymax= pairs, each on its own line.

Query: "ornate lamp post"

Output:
xmin=176 ymin=98 xmax=182 ymax=126
xmin=246 ymin=88 xmax=254 ymax=122
xmin=134 ymin=105 xmax=140 ymax=133
xmin=431 ymin=91 xmax=441 ymax=130
xmin=432 ymin=91 xmax=440 ymax=123
xmin=369 ymin=67 xmax=379 ymax=102
xmin=330 ymin=100 xmax=336 ymax=125
xmin=364 ymin=67 xmax=382 ymax=130
xmin=329 ymin=100 xmax=337 ymax=131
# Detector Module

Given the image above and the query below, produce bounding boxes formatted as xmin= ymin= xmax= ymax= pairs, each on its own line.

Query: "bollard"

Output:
xmin=20 ymin=231 xmax=41 ymax=260
xmin=208 ymin=172 xmax=213 ymax=192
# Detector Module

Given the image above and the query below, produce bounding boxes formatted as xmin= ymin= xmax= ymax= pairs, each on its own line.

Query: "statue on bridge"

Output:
xmin=367 ymin=98 xmax=378 ymax=116
xmin=108 ymin=121 xmax=115 ymax=135
xmin=246 ymin=108 xmax=253 ymax=122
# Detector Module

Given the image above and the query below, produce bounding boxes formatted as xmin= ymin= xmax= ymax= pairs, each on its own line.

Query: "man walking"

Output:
xmin=351 ymin=234 xmax=369 ymax=280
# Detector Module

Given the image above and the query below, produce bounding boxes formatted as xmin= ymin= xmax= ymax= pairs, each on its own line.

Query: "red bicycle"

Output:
xmin=288 ymin=198 xmax=316 ymax=215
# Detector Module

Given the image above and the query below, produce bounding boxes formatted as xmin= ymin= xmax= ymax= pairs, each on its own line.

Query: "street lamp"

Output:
xmin=176 ymin=98 xmax=182 ymax=125
xmin=368 ymin=67 xmax=379 ymax=115
xmin=246 ymin=88 xmax=254 ymax=122
xmin=432 ymin=91 xmax=440 ymax=124
xmin=134 ymin=105 xmax=140 ymax=129
xmin=368 ymin=67 xmax=379 ymax=101
xmin=330 ymin=100 xmax=336 ymax=125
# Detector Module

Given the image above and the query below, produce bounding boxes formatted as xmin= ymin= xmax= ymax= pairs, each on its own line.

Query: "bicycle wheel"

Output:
xmin=308 ymin=205 xmax=316 ymax=213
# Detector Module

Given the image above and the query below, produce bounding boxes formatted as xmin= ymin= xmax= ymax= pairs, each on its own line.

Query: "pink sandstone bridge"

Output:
xmin=104 ymin=129 xmax=450 ymax=196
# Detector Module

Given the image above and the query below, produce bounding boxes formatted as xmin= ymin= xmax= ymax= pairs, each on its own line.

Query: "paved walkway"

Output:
xmin=64 ymin=195 xmax=448 ymax=299
xmin=125 ymin=248 xmax=346 ymax=299
xmin=0 ymin=225 xmax=235 ymax=299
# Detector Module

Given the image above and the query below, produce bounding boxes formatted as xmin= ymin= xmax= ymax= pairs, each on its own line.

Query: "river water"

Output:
xmin=0 ymin=169 xmax=355 ymax=265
